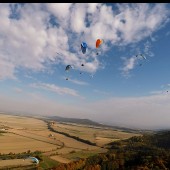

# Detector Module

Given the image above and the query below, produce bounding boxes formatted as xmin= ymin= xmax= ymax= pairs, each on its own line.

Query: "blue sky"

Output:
xmin=0 ymin=3 xmax=170 ymax=129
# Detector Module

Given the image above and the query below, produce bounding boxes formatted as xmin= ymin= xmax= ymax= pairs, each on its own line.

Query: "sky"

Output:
xmin=0 ymin=3 xmax=170 ymax=130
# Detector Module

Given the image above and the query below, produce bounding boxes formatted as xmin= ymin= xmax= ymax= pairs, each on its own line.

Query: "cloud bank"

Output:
xmin=0 ymin=3 xmax=169 ymax=80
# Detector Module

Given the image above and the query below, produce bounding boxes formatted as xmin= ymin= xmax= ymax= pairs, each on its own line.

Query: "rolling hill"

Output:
xmin=47 ymin=115 xmax=140 ymax=133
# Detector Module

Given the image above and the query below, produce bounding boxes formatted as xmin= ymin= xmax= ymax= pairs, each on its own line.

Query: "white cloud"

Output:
xmin=24 ymin=74 xmax=37 ymax=81
xmin=150 ymin=90 xmax=163 ymax=95
xmin=120 ymin=39 xmax=155 ymax=76
xmin=66 ymin=78 xmax=89 ymax=86
xmin=143 ymin=40 xmax=154 ymax=57
xmin=0 ymin=3 xmax=169 ymax=80
xmin=70 ymin=4 xmax=87 ymax=33
xmin=166 ymin=31 xmax=170 ymax=36
xmin=30 ymin=82 xmax=80 ymax=97
xmin=0 ymin=59 xmax=16 ymax=80
xmin=121 ymin=56 xmax=137 ymax=77
xmin=46 ymin=3 xmax=72 ymax=20
xmin=87 ymin=3 xmax=99 ymax=13
xmin=13 ymin=87 xmax=23 ymax=93
xmin=115 ymin=3 xmax=169 ymax=44
xmin=93 ymin=89 xmax=110 ymax=96
xmin=149 ymin=34 xmax=157 ymax=42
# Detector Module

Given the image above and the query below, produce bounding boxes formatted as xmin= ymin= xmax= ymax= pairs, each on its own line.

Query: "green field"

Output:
xmin=39 ymin=155 xmax=59 ymax=170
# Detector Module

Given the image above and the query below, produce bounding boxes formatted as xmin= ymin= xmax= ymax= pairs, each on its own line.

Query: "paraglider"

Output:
xmin=81 ymin=42 xmax=87 ymax=54
xmin=65 ymin=65 xmax=72 ymax=80
xmin=136 ymin=54 xmax=146 ymax=67
xmin=141 ymin=54 xmax=146 ymax=60
xmin=96 ymin=39 xmax=103 ymax=55
xmin=96 ymin=39 xmax=103 ymax=48
xmin=65 ymin=65 xmax=72 ymax=71
xmin=90 ymin=74 xmax=94 ymax=78
xmin=136 ymin=54 xmax=146 ymax=60
xmin=26 ymin=157 xmax=39 ymax=164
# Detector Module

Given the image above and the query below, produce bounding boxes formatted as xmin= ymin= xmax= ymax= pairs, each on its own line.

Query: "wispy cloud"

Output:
xmin=143 ymin=40 xmax=154 ymax=57
xmin=0 ymin=3 xmax=169 ymax=80
xmin=13 ymin=87 xmax=23 ymax=93
xmin=24 ymin=74 xmax=38 ymax=81
xmin=161 ymin=83 xmax=170 ymax=90
xmin=150 ymin=90 xmax=163 ymax=95
xmin=66 ymin=78 xmax=89 ymax=86
xmin=166 ymin=31 xmax=170 ymax=36
xmin=120 ymin=39 xmax=155 ymax=76
xmin=30 ymin=82 xmax=80 ymax=97
xmin=120 ymin=56 xmax=137 ymax=77
xmin=93 ymin=89 xmax=110 ymax=96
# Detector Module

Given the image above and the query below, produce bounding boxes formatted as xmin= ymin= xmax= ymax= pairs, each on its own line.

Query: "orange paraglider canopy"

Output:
xmin=96 ymin=39 xmax=103 ymax=48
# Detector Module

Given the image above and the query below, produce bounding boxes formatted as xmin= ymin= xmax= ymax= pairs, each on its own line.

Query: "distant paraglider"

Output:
xmin=65 ymin=65 xmax=72 ymax=71
xmin=136 ymin=54 xmax=146 ymax=67
xmin=65 ymin=65 xmax=72 ymax=80
xmin=90 ymin=74 xmax=94 ymax=78
xmin=136 ymin=54 xmax=146 ymax=60
xmin=81 ymin=42 xmax=87 ymax=54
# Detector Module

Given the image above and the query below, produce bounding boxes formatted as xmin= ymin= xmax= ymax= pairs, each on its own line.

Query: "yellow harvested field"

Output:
xmin=0 ymin=113 xmax=141 ymax=160
xmin=0 ymin=133 xmax=57 ymax=154
xmin=0 ymin=159 xmax=33 ymax=167
xmin=0 ymin=114 xmax=46 ymax=130
xmin=46 ymin=130 xmax=99 ymax=150
xmin=57 ymin=147 xmax=82 ymax=154
xmin=96 ymin=129 xmax=139 ymax=139
xmin=26 ymin=129 xmax=98 ymax=151
xmin=29 ymin=127 xmax=97 ymax=150
xmin=53 ymin=123 xmax=96 ymax=142
xmin=0 ymin=113 xmax=101 ymax=156
xmin=95 ymin=137 xmax=120 ymax=146
xmin=9 ymin=129 xmax=63 ymax=147
xmin=50 ymin=155 xmax=71 ymax=163
xmin=0 ymin=114 xmax=62 ymax=154
xmin=53 ymin=122 xmax=141 ymax=146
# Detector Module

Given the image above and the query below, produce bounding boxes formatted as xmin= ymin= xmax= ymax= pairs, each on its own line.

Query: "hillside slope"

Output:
xmin=51 ymin=130 xmax=170 ymax=170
